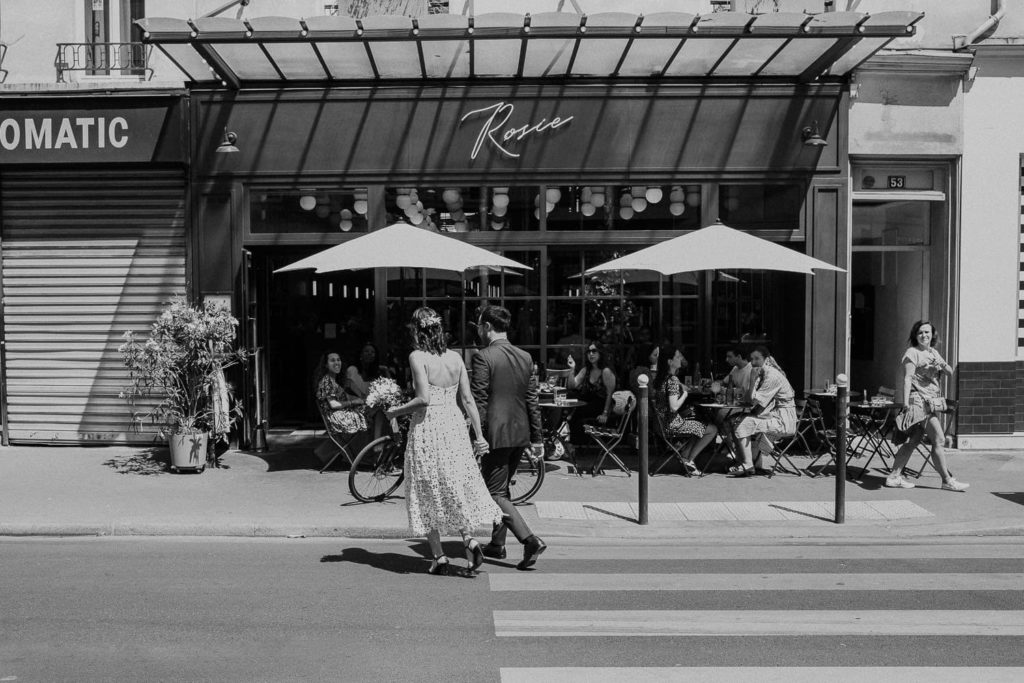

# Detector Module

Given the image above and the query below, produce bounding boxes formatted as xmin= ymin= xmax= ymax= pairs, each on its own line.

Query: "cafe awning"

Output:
xmin=136 ymin=10 xmax=922 ymax=89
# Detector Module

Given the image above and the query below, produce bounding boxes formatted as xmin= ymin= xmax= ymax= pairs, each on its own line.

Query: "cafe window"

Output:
xmin=545 ymin=185 xmax=702 ymax=231
xmin=719 ymin=184 xmax=802 ymax=231
xmin=385 ymin=186 xmax=537 ymax=232
xmin=250 ymin=188 xmax=369 ymax=234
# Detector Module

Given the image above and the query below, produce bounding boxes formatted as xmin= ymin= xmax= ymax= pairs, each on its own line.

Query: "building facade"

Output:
xmin=0 ymin=0 xmax=1021 ymax=450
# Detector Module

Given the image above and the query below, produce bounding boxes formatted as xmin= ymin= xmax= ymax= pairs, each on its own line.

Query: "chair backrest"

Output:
xmin=610 ymin=390 xmax=632 ymax=417
xmin=546 ymin=368 xmax=572 ymax=387
xmin=612 ymin=391 xmax=637 ymax=436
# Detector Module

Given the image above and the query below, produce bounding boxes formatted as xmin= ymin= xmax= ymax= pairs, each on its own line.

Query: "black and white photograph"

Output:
xmin=1 ymin=0 xmax=1023 ymax=680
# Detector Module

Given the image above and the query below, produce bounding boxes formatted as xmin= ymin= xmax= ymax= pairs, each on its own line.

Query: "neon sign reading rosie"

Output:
xmin=460 ymin=101 xmax=574 ymax=160
xmin=0 ymin=116 xmax=129 ymax=151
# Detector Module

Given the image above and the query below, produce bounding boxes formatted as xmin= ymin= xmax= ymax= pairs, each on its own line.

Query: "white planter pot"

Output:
xmin=168 ymin=432 xmax=209 ymax=473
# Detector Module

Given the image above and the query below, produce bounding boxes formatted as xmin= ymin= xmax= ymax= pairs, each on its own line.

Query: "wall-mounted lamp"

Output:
xmin=216 ymin=128 xmax=239 ymax=153
xmin=801 ymin=121 xmax=828 ymax=147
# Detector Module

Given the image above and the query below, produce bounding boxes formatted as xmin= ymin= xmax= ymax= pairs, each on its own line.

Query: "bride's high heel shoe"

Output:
xmin=464 ymin=538 xmax=484 ymax=571
xmin=428 ymin=555 xmax=451 ymax=576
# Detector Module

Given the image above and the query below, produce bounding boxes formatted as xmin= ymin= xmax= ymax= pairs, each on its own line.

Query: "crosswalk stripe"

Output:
xmin=493 ymin=610 xmax=1024 ymax=637
xmin=489 ymin=572 xmax=1024 ymax=592
xmin=499 ymin=667 xmax=1024 ymax=683
xmin=527 ymin=543 xmax=1024 ymax=560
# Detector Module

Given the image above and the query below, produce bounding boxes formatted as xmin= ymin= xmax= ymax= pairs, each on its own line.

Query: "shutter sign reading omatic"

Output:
xmin=1 ymin=169 xmax=187 ymax=443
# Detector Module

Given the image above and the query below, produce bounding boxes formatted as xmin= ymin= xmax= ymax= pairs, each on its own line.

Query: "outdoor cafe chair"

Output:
xmin=768 ymin=398 xmax=819 ymax=473
xmin=650 ymin=408 xmax=702 ymax=477
xmin=756 ymin=429 xmax=803 ymax=477
xmin=583 ymin=390 xmax=636 ymax=477
xmin=802 ymin=397 xmax=856 ymax=477
xmin=317 ymin=404 xmax=364 ymax=473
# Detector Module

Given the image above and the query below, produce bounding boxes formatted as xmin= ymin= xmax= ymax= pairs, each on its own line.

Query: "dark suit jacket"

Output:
xmin=471 ymin=338 xmax=542 ymax=449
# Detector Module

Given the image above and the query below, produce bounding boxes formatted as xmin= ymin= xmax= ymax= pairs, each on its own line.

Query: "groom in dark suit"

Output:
xmin=471 ymin=305 xmax=547 ymax=570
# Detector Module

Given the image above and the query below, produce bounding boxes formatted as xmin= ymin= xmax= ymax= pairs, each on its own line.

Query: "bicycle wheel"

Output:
xmin=348 ymin=435 xmax=405 ymax=503
xmin=509 ymin=449 xmax=545 ymax=505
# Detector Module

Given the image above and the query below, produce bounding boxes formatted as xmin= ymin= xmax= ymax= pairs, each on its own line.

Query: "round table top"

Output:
xmin=538 ymin=399 xmax=586 ymax=409
xmin=851 ymin=400 xmax=896 ymax=411
xmin=699 ymin=403 xmax=748 ymax=410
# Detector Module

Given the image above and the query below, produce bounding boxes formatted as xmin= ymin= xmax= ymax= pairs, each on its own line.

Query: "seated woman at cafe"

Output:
xmin=565 ymin=341 xmax=617 ymax=448
xmin=653 ymin=344 xmax=718 ymax=475
xmin=628 ymin=342 xmax=660 ymax=394
xmin=314 ymin=350 xmax=367 ymax=437
xmin=343 ymin=342 xmax=392 ymax=399
xmin=728 ymin=345 xmax=797 ymax=477
xmin=343 ymin=342 xmax=393 ymax=438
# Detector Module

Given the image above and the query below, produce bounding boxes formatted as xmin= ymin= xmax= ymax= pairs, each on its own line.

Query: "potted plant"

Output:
xmin=119 ymin=296 xmax=248 ymax=472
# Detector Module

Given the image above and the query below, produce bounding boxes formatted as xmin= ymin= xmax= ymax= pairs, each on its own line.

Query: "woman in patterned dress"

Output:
xmin=314 ymin=351 xmax=367 ymax=435
xmin=385 ymin=307 xmax=503 ymax=577
xmin=653 ymin=344 xmax=718 ymax=476
xmin=728 ymin=345 xmax=797 ymax=477
xmin=885 ymin=320 xmax=968 ymax=492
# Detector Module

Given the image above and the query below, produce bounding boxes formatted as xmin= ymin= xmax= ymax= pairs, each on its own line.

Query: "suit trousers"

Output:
xmin=480 ymin=446 xmax=533 ymax=545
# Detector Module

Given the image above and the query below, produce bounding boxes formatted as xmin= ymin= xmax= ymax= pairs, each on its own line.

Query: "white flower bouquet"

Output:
xmin=365 ymin=377 xmax=404 ymax=412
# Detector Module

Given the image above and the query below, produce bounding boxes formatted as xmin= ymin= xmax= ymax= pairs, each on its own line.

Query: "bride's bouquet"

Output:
xmin=365 ymin=377 xmax=404 ymax=412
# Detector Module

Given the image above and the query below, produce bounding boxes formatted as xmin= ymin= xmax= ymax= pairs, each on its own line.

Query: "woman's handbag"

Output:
xmin=927 ymin=396 xmax=948 ymax=413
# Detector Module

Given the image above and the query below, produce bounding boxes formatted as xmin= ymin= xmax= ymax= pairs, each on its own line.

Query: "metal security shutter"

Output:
xmin=1 ymin=168 xmax=186 ymax=443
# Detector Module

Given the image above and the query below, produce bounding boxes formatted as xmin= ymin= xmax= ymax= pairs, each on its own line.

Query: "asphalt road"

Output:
xmin=2 ymin=537 xmax=1024 ymax=682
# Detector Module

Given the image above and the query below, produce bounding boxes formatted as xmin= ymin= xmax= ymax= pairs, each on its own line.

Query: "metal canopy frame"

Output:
xmin=137 ymin=10 xmax=922 ymax=89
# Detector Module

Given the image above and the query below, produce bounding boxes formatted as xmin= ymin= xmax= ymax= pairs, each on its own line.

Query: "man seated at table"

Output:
xmin=723 ymin=345 xmax=754 ymax=404
xmin=709 ymin=345 xmax=754 ymax=458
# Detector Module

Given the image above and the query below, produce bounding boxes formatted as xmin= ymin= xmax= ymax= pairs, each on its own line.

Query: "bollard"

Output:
xmin=834 ymin=372 xmax=848 ymax=524
xmin=637 ymin=374 xmax=650 ymax=525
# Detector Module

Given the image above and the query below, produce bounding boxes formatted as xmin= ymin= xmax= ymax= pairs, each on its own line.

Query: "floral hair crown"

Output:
xmin=419 ymin=313 xmax=442 ymax=329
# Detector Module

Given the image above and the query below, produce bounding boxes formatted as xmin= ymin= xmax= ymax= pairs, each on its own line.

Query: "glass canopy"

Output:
xmin=137 ymin=10 xmax=922 ymax=89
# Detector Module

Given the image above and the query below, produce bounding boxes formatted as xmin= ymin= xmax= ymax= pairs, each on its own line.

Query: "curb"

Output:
xmin=2 ymin=520 xmax=1022 ymax=540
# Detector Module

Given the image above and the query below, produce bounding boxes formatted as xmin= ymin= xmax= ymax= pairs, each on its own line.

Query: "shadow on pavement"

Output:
xmin=102 ymin=447 xmax=169 ymax=475
xmin=321 ymin=540 xmax=435 ymax=574
xmin=993 ymin=492 xmax=1024 ymax=508
xmin=769 ymin=503 xmax=831 ymax=522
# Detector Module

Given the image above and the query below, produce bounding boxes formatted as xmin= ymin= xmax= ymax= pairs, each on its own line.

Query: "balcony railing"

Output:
xmin=54 ymin=42 xmax=153 ymax=83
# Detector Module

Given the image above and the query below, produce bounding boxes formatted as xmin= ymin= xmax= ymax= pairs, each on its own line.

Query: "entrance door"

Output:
xmin=850 ymin=197 xmax=943 ymax=396
xmin=254 ymin=247 xmax=376 ymax=428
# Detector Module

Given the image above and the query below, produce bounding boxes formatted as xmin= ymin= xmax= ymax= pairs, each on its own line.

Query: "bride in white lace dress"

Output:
xmin=385 ymin=307 xmax=502 ymax=576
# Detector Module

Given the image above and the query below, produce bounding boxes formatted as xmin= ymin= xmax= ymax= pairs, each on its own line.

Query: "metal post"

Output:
xmin=834 ymin=372 xmax=848 ymax=524
xmin=637 ymin=374 xmax=650 ymax=525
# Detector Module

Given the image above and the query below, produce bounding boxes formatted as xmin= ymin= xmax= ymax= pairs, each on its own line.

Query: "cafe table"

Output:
xmin=848 ymin=400 xmax=900 ymax=477
xmin=538 ymin=398 xmax=587 ymax=475
xmin=697 ymin=401 xmax=749 ymax=462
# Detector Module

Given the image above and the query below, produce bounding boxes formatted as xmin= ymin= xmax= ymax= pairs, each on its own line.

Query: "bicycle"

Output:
xmin=347 ymin=424 xmax=545 ymax=504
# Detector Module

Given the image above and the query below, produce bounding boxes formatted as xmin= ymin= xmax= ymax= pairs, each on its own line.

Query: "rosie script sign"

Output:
xmin=459 ymin=101 xmax=574 ymax=161
xmin=0 ymin=105 xmax=179 ymax=163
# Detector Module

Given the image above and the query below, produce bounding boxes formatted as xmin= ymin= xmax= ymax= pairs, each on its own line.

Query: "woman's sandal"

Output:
xmin=682 ymin=459 xmax=702 ymax=477
xmin=727 ymin=464 xmax=755 ymax=478
xmin=428 ymin=555 xmax=452 ymax=576
xmin=464 ymin=538 xmax=484 ymax=571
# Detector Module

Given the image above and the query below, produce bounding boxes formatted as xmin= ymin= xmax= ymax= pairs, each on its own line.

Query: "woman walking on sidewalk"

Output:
xmin=385 ymin=307 xmax=502 ymax=577
xmin=886 ymin=320 xmax=968 ymax=492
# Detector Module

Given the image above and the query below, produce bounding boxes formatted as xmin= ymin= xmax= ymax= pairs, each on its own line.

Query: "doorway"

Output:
xmin=850 ymin=197 xmax=945 ymax=396
xmin=250 ymin=247 xmax=376 ymax=428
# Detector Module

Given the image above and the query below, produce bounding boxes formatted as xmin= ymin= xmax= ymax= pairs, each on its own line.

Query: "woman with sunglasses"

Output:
xmin=565 ymin=341 xmax=618 ymax=448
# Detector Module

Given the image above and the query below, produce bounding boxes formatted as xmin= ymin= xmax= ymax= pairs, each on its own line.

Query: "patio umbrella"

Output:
xmin=274 ymin=222 xmax=532 ymax=274
xmin=584 ymin=221 xmax=845 ymax=277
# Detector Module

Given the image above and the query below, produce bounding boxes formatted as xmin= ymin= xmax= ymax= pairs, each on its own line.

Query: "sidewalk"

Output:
xmin=1 ymin=435 xmax=1022 ymax=541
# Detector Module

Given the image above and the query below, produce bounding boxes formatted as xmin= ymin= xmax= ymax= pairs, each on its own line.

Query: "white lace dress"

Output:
xmin=404 ymin=383 xmax=503 ymax=535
